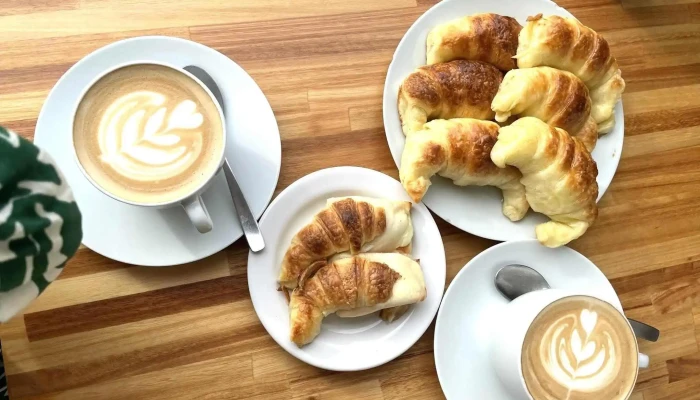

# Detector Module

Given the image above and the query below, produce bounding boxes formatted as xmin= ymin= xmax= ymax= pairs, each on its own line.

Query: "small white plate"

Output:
xmin=34 ymin=36 xmax=281 ymax=266
xmin=248 ymin=167 xmax=446 ymax=371
xmin=434 ymin=240 xmax=622 ymax=399
xmin=382 ymin=0 xmax=624 ymax=241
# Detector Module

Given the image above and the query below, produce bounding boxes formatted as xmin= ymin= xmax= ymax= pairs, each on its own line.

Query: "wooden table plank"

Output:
xmin=1 ymin=0 xmax=700 ymax=399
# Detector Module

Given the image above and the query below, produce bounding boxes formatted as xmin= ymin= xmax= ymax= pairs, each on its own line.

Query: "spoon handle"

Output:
xmin=223 ymin=159 xmax=265 ymax=252
xmin=629 ymin=318 xmax=660 ymax=342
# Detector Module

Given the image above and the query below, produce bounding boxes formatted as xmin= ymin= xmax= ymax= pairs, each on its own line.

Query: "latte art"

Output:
xmin=541 ymin=310 xmax=616 ymax=391
xmin=522 ymin=296 xmax=638 ymax=400
xmin=74 ymin=64 xmax=224 ymax=204
xmin=98 ymin=91 xmax=204 ymax=182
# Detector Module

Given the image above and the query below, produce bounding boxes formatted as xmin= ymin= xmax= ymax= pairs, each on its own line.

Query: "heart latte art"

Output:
xmin=74 ymin=64 xmax=224 ymax=204
xmin=522 ymin=296 xmax=638 ymax=400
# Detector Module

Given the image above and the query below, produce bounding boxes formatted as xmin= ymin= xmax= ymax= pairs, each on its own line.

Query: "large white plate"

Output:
xmin=34 ymin=36 xmax=281 ymax=266
xmin=248 ymin=167 xmax=446 ymax=371
xmin=383 ymin=0 xmax=624 ymax=241
xmin=434 ymin=240 xmax=622 ymax=399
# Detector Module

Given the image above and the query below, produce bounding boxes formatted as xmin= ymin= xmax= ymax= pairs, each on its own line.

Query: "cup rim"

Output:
xmin=517 ymin=292 xmax=640 ymax=400
xmin=70 ymin=60 xmax=227 ymax=208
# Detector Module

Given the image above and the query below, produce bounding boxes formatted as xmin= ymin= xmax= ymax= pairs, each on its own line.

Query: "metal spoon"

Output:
xmin=184 ymin=65 xmax=265 ymax=252
xmin=495 ymin=264 xmax=660 ymax=342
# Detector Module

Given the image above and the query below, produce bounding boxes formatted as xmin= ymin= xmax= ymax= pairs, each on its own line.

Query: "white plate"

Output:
xmin=248 ymin=167 xmax=446 ymax=371
xmin=382 ymin=0 xmax=624 ymax=241
xmin=34 ymin=36 xmax=281 ymax=266
xmin=434 ymin=240 xmax=622 ymax=399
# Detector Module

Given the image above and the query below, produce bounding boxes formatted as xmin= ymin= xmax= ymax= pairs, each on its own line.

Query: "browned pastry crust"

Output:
xmin=278 ymin=198 xmax=412 ymax=289
xmin=279 ymin=198 xmax=385 ymax=288
xmin=540 ymin=128 xmax=599 ymax=217
xmin=491 ymin=67 xmax=598 ymax=151
xmin=520 ymin=14 xmax=614 ymax=88
xmin=426 ymin=13 xmax=522 ymax=71
xmin=491 ymin=117 xmax=599 ymax=247
xmin=517 ymin=14 xmax=625 ymax=133
xmin=290 ymin=258 xmax=401 ymax=346
xmin=400 ymin=118 xmax=528 ymax=221
xmin=575 ymin=117 xmax=599 ymax=153
xmin=398 ymin=60 xmax=503 ymax=135
xmin=536 ymin=71 xmax=590 ymax=134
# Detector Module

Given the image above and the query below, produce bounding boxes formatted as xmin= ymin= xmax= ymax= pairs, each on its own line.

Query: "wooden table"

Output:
xmin=1 ymin=0 xmax=699 ymax=399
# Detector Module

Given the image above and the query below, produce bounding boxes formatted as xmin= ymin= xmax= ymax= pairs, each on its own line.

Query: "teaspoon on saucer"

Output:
xmin=184 ymin=65 xmax=265 ymax=252
xmin=495 ymin=264 xmax=660 ymax=342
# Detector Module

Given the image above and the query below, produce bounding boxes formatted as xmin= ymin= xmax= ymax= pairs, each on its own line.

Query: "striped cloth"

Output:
xmin=0 ymin=126 xmax=84 ymax=398
xmin=0 ymin=126 xmax=82 ymax=322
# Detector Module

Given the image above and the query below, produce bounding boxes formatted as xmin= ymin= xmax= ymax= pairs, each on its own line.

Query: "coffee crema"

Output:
xmin=522 ymin=296 xmax=638 ymax=400
xmin=73 ymin=64 xmax=224 ymax=204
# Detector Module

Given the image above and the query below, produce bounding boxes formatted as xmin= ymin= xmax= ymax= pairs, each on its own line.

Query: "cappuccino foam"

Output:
xmin=522 ymin=296 xmax=638 ymax=400
xmin=73 ymin=64 xmax=224 ymax=204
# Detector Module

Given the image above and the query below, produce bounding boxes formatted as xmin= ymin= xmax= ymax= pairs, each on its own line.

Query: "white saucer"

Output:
xmin=247 ymin=167 xmax=446 ymax=371
xmin=34 ymin=36 xmax=281 ymax=266
xmin=434 ymin=240 xmax=622 ymax=399
xmin=382 ymin=0 xmax=624 ymax=242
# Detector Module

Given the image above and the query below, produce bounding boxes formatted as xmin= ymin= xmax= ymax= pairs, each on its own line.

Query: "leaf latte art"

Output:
xmin=522 ymin=296 xmax=638 ymax=400
xmin=540 ymin=310 xmax=615 ymax=390
xmin=73 ymin=64 xmax=224 ymax=204
xmin=98 ymin=91 xmax=204 ymax=182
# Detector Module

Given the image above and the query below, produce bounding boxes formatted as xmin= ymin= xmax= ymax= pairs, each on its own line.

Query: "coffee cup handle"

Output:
xmin=181 ymin=195 xmax=213 ymax=233
xmin=639 ymin=353 xmax=649 ymax=369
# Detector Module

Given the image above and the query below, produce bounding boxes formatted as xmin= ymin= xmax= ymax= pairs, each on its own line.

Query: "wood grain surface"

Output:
xmin=1 ymin=0 xmax=700 ymax=399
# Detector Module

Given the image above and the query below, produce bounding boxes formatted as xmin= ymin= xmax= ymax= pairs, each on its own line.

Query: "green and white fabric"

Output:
xmin=0 ymin=126 xmax=82 ymax=322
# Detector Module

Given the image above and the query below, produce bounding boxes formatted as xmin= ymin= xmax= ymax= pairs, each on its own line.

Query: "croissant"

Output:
xmin=328 ymin=251 xmax=412 ymax=320
xmin=516 ymin=14 xmax=625 ymax=134
xmin=306 ymin=243 xmax=417 ymax=323
xmin=490 ymin=117 xmax=599 ymax=247
xmin=400 ymin=118 xmax=528 ymax=221
xmin=278 ymin=197 xmax=413 ymax=289
xmin=289 ymin=253 xmax=426 ymax=346
xmin=426 ymin=13 xmax=522 ymax=71
xmin=491 ymin=67 xmax=598 ymax=151
xmin=398 ymin=60 xmax=503 ymax=135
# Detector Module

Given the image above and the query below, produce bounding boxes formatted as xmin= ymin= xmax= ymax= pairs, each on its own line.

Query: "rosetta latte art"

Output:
xmin=98 ymin=91 xmax=204 ymax=182
xmin=523 ymin=296 xmax=638 ymax=400
xmin=73 ymin=64 xmax=224 ymax=204
xmin=538 ymin=309 xmax=617 ymax=392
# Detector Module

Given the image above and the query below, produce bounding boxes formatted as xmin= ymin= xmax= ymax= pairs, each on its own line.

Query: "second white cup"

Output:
xmin=490 ymin=289 xmax=648 ymax=400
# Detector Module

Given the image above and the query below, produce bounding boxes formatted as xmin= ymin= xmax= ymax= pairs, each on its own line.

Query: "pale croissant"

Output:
xmin=289 ymin=253 xmax=426 ymax=346
xmin=398 ymin=60 xmax=503 ymax=135
xmin=516 ymin=14 xmax=625 ymax=133
xmin=278 ymin=197 xmax=413 ymax=289
xmin=492 ymin=67 xmax=598 ymax=151
xmin=426 ymin=13 xmax=522 ymax=70
xmin=491 ymin=117 xmax=599 ymax=247
xmin=400 ymin=118 xmax=528 ymax=221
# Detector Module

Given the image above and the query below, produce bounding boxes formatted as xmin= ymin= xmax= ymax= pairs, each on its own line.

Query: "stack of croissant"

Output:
xmin=398 ymin=13 xmax=624 ymax=247
xmin=278 ymin=197 xmax=426 ymax=346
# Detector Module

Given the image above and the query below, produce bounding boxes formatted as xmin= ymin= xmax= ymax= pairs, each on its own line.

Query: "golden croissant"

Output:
xmin=491 ymin=67 xmax=598 ymax=151
xmin=278 ymin=197 xmax=413 ymax=289
xmin=490 ymin=117 xmax=599 ymax=247
xmin=328 ymin=252 xmax=412 ymax=321
xmin=289 ymin=253 xmax=426 ymax=346
xmin=426 ymin=13 xmax=522 ymax=71
xmin=400 ymin=118 xmax=528 ymax=221
xmin=398 ymin=60 xmax=503 ymax=135
xmin=516 ymin=14 xmax=625 ymax=134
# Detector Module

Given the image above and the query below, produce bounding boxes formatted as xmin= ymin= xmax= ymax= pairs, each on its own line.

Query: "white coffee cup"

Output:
xmin=71 ymin=61 xmax=226 ymax=233
xmin=491 ymin=289 xmax=649 ymax=400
